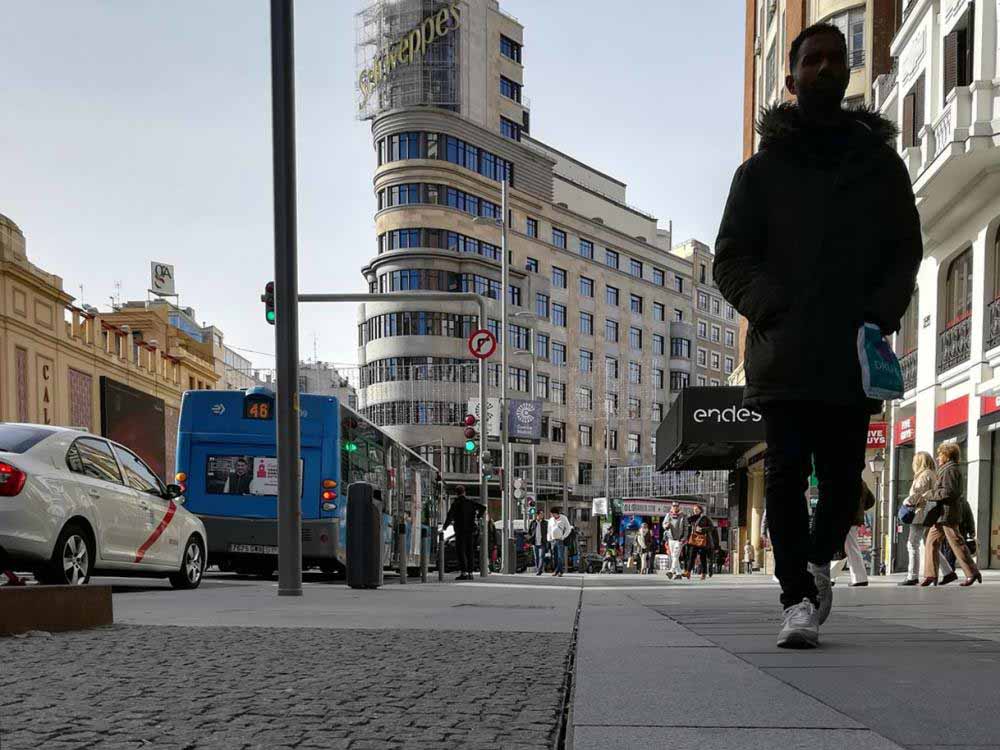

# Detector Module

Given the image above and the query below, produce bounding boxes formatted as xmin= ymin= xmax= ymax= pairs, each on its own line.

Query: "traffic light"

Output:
xmin=343 ymin=440 xmax=358 ymax=453
xmin=481 ymin=450 xmax=495 ymax=480
xmin=261 ymin=281 xmax=275 ymax=325
xmin=463 ymin=413 xmax=478 ymax=454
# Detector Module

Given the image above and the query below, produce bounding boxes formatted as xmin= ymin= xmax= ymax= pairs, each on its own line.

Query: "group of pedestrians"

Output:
xmin=528 ymin=507 xmax=573 ymax=577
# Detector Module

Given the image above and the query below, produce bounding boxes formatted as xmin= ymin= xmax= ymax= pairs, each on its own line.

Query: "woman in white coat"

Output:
xmin=899 ymin=451 xmax=955 ymax=585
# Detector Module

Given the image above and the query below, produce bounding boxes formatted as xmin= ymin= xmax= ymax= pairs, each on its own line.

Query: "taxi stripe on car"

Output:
xmin=134 ymin=500 xmax=177 ymax=563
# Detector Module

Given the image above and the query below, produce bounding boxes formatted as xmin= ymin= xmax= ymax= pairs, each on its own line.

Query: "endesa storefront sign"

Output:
xmin=866 ymin=422 xmax=887 ymax=449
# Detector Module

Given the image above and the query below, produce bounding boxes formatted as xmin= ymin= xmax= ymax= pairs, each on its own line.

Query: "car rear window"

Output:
xmin=0 ymin=424 xmax=56 ymax=453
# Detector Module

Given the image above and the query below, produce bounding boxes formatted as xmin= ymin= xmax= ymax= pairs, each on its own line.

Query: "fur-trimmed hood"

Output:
xmin=755 ymin=102 xmax=898 ymax=151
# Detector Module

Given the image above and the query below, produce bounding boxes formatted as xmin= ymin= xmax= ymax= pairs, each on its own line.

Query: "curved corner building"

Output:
xmin=356 ymin=0 xmax=696 ymax=540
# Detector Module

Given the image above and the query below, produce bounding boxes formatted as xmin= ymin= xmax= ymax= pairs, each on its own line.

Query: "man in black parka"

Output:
xmin=715 ymin=23 xmax=921 ymax=648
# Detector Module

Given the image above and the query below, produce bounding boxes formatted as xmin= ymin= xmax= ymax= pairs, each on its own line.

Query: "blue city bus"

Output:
xmin=175 ymin=387 xmax=441 ymax=575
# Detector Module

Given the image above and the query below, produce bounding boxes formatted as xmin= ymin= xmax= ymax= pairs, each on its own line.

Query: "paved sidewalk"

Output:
xmin=570 ymin=572 xmax=1000 ymax=750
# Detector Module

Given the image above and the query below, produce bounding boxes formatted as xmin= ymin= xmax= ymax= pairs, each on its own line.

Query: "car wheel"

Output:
xmin=39 ymin=523 xmax=93 ymax=585
xmin=169 ymin=537 xmax=205 ymax=589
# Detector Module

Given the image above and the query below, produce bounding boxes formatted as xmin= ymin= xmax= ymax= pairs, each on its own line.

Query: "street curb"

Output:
xmin=0 ymin=585 xmax=113 ymax=635
xmin=557 ymin=580 xmax=584 ymax=749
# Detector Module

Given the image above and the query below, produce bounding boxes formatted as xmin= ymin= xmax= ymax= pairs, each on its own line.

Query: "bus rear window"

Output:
xmin=0 ymin=424 xmax=56 ymax=453
xmin=205 ymin=455 xmax=301 ymax=496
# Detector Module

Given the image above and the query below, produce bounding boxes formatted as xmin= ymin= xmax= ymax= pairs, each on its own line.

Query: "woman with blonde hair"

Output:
xmin=899 ymin=451 xmax=954 ymax=585
xmin=921 ymin=443 xmax=982 ymax=586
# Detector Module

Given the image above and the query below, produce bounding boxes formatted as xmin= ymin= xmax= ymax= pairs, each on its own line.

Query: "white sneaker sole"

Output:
xmin=777 ymin=629 xmax=819 ymax=649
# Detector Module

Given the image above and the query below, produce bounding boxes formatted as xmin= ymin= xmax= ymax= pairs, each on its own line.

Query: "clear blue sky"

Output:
xmin=1 ymin=1 xmax=744 ymax=373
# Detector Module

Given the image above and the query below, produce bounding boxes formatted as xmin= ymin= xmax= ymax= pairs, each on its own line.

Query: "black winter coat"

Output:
xmin=443 ymin=496 xmax=480 ymax=535
xmin=714 ymin=104 xmax=922 ymax=409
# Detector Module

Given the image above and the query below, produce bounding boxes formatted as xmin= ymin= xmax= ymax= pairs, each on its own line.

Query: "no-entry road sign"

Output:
xmin=467 ymin=329 xmax=497 ymax=359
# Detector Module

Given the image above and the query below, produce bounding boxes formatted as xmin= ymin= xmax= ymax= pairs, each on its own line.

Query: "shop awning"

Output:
xmin=655 ymin=387 xmax=766 ymax=471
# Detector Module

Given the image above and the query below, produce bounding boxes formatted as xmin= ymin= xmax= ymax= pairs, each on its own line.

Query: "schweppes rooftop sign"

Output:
xmin=359 ymin=2 xmax=462 ymax=108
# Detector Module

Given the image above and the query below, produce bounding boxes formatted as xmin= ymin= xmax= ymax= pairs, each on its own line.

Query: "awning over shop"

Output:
xmin=655 ymin=387 xmax=766 ymax=471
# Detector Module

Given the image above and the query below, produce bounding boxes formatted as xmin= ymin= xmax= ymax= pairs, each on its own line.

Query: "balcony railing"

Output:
xmin=874 ymin=59 xmax=898 ymax=109
xmin=938 ymin=316 xmax=972 ymax=373
xmin=899 ymin=349 xmax=918 ymax=391
xmin=986 ymin=298 xmax=1000 ymax=352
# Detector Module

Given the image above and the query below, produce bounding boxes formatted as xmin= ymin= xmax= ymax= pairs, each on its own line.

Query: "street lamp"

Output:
xmin=473 ymin=181 xmax=513 ymax=573
xmin=868 ymin=450 xmax=886 ymax=576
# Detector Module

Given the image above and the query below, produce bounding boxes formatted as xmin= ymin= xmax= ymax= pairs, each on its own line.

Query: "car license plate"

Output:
xmin=228 ymin=544 xmax=278 ymax=555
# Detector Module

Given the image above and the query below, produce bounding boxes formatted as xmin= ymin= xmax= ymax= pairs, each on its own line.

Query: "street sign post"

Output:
xmin=467 ymin=329 xmax=497 ymax=359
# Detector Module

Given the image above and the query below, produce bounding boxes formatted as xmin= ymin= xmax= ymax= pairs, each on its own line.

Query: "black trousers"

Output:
xmin=761 ymin=402 xmax=870 ymax=609
xmin=688 ymin=546 xmax=709 ymax=576
xmin=455 ymin=531 xmax=475 ymax=574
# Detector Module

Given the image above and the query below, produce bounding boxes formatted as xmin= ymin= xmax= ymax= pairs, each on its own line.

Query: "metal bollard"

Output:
xmin=437 ymin=531 xmax=445 ymax=582
xmin=420 ymin=527 xmax=428 ymax=583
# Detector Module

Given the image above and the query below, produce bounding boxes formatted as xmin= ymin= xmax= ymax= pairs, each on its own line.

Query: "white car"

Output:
xmin=0 ymin=423 xmax=207 ymax=588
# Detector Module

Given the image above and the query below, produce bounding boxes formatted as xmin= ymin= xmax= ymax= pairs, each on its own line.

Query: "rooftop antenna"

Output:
xmin=78 ymin=284 xmax=84 ymax=306
xmin=313 ymin=332 xmax=318 ymax=363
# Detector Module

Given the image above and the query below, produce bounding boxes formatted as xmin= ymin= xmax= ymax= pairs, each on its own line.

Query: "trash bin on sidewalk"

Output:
xmin=347 ymin=482 xmax=383 ymax=589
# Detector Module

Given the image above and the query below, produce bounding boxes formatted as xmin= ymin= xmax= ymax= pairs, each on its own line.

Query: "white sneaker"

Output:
xmin=777 ymin=598 xmax=819 ymax=649
xmin=809 ymin=562 xmax=833 ymax=625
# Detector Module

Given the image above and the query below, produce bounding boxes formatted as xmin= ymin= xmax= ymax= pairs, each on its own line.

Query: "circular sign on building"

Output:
xmin=467 ymin=329 xmax=497 ymax=359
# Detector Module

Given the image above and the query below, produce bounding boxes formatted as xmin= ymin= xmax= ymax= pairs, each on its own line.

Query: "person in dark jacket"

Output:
xmin=714 ymin=22 xmax=922 ymax=649
xmin=528 ymin=511 xmax=548 ymax=575
xmin=685 ymin=506 xmax=714 ymax=581
xmin=921 ymin=443 xmax=981 ymax=586
xmin=442 ymin=485 xmax=480 ymax=581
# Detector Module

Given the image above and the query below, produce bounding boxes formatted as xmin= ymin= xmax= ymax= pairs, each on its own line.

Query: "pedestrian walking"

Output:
xmin=899 ymin=452 xmax=954 ymax=585
xmin=743 ymin=541 xmax=755 ymax=574
xmin=636 ymin=522 xmax=653 ymax=574
xmin=714 ymin=21 xmax=922 ymax=648
xmin=829 ymin=480 xmax=873 ymax=587
xmin=442 ymin=485 xmax=480 ymax=581
xmin=663 ymin=502 xmax=688 ymax=579
xmin=921 ymin=443 xmax=982 ymax=587
xmin=547 ymin=507 xmax=572 ymax=577
xmin=685 ymin=505 xmax=713 ymax=581
xmin=529 ymin=511 xmax=548 ymax=575
xmin=942 ymin=497 xmax=977 ymax=574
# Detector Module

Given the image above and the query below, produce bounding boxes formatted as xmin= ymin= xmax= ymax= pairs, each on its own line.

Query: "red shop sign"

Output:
xmin=935 ymin=395 xmax=968 ymax=433
xmin=982 ymin=394 xmax=1000 ymax=417
xmin=894 ymin=415 xmax=916 ymax=445
xmin=866 ymin=422 xmax=887 ymax=449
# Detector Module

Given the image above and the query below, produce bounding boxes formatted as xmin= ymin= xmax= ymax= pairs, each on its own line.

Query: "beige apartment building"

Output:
xmin=355 ymin=0 xmax=698 ymax=537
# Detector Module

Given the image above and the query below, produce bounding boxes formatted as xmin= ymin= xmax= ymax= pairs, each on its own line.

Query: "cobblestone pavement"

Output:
xmin=0 ymin=625 xmax=570 ymax=750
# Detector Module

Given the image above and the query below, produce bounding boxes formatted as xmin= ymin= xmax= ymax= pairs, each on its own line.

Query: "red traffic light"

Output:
xmin=463 ymin=414 xmax=477 ymax=426
xmin=464 ymin=426 xmax=476 ymax=439
xmin=265 ymin=281 xmax=274 ymax=294
xmin=528 ymin=498 xmax=536 ymax=507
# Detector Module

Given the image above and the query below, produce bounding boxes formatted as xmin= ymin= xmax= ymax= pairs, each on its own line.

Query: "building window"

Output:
xmin=523 ymin=256 xmax=538 ymax=273
xmin=500 ymin=35 xmax=522 ymax=63
xmin=653 ymin=302 xmax=665 ymax=322
xmin=670 ymin=338 xmax=691 ymax=358
xmin=652 ymin=268 xmax=665 ymax=286
xmin=710 ymin=378 xmax=720 ymax=386
xmin=579 ymin=424 xmax=593 ymax=447
xmin=629 ymin=259 xmax=643 ymax=278
xmin=551 ymin=421 xmax=566 ymax=443
xmin=608 ymin=429 xmax=618 ymax=451
xmin=697 ymin=348 xmax=708 ymax=367
xmin=536 ymin=333 xmax=550 ymax=360
xmin=628 ymin=396 xmax=642 ymax=420
xmin=725 ymin=330 xmax=736 ymax=348
xmin=711 ymin=352 xmax=721 ymax=370
xmin=765 ymin=41 xmax=777 ymax=98
xmin=629 ymin=326 xmax=643 ymax=350
xmin=578 ymin=386 xmax=593 ymax=411
xmin=652 ymin=402 xmax=663 ymax=422
xmin=552 ymin=266 xmax=567 ymax=288
xmin=674 ymin=275 xmax=684 ymax=293
xmin=536 ymin=293 xmax=550 ymax=319
xmin=697 ymin=291 xmax=709 ymax=311
xmin=725 ymin=304 xmax=735 ymax=321
xmin=552 ymin=303 xmax=567 ymax=327
xmin=654 ymin=368 xmax=664 ymax=389
xmin=580 ymin=312 xmax=594 ymax=335
xmin=652 ymin=334 xmax=665 ymax=356
xmin=670 ymin=371 xmax=690 ymax=390
xmin=536 ymin=373 xmax=550 ymax=399
xmin=552 ymin=382 xmax=566 ymax=405
xmin=508 ymin=285 xmax=522 ymax=307
xmin=605 ymin=249 xmax=619 ymax=269
xmin=724 ymin=356 xmax=734 ymax=374
xmin=606 ymin=392 xmax=619 ymax=414
xmin=697 ymin=375 xmax=706 ymax=386
xmin=508 ymin=366 xmax=529 ymax=391
xmin=630 ymin=295 xmax=643 ymax=314
xmin=674 ymin=308 xmax=684 ymax=322
xmin=829 ymin=7 xmax=866 ymax=68
xmin=628 ymin=432 xmax=640 ymax=454
xmin=606 ymin=285 xmax=619 ymax=306
xmin=579 ymin=238 xmax=594 ymax=259
xmin=552 ymin=228 xmax=567 ymax=248
xmin=697 ymin=320 xmax=708 ymax=339
xmin=580 ymin=349 xmax=593 ymax=372
xmin=711 ymin=298 xmax=721 ymax=316
xmin=628 ymin=361 xmax=642 ymax=384
xmin=580 ymin=276 xmax=594 ymax=297
xmin=711 ymin=324 xmax=721 ymax=343
xmin=699 ymin=263 xmax=707 ymax=284
xmin=605 ymin=319 xmax=619 ymax=343
xmin=526 ymin=217 xmax=538 ymax=238
xmin=552 ymin=342 xmax=566 ymax=365
xmin=499 ymin=75 xmax=522 ymax=102
xmin=605 ymin=356 xmax=619 ymax=380
xmin=945 ymin=247 xmax=973 ymax=326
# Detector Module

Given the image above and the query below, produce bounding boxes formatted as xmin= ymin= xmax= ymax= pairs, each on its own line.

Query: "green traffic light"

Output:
xmin=344 ymin=441 xmax=358 ymax=453
xmin=464 ymin=439 xmax=476 ymax=452
xmin=266 ymin=310 xmax=276 ymax=323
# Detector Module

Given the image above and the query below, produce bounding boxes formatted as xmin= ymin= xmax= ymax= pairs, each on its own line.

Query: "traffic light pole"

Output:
xmin=270 ymin=0 xmax=302 ymax=597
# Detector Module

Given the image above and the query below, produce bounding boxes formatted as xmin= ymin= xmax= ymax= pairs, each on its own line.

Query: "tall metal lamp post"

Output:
xmin=868 ymin=450 xmax=886 ymax=576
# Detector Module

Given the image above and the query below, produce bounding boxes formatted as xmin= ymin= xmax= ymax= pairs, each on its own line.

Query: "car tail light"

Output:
xmin=0 ymin=462 xmax=27 ymax=497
